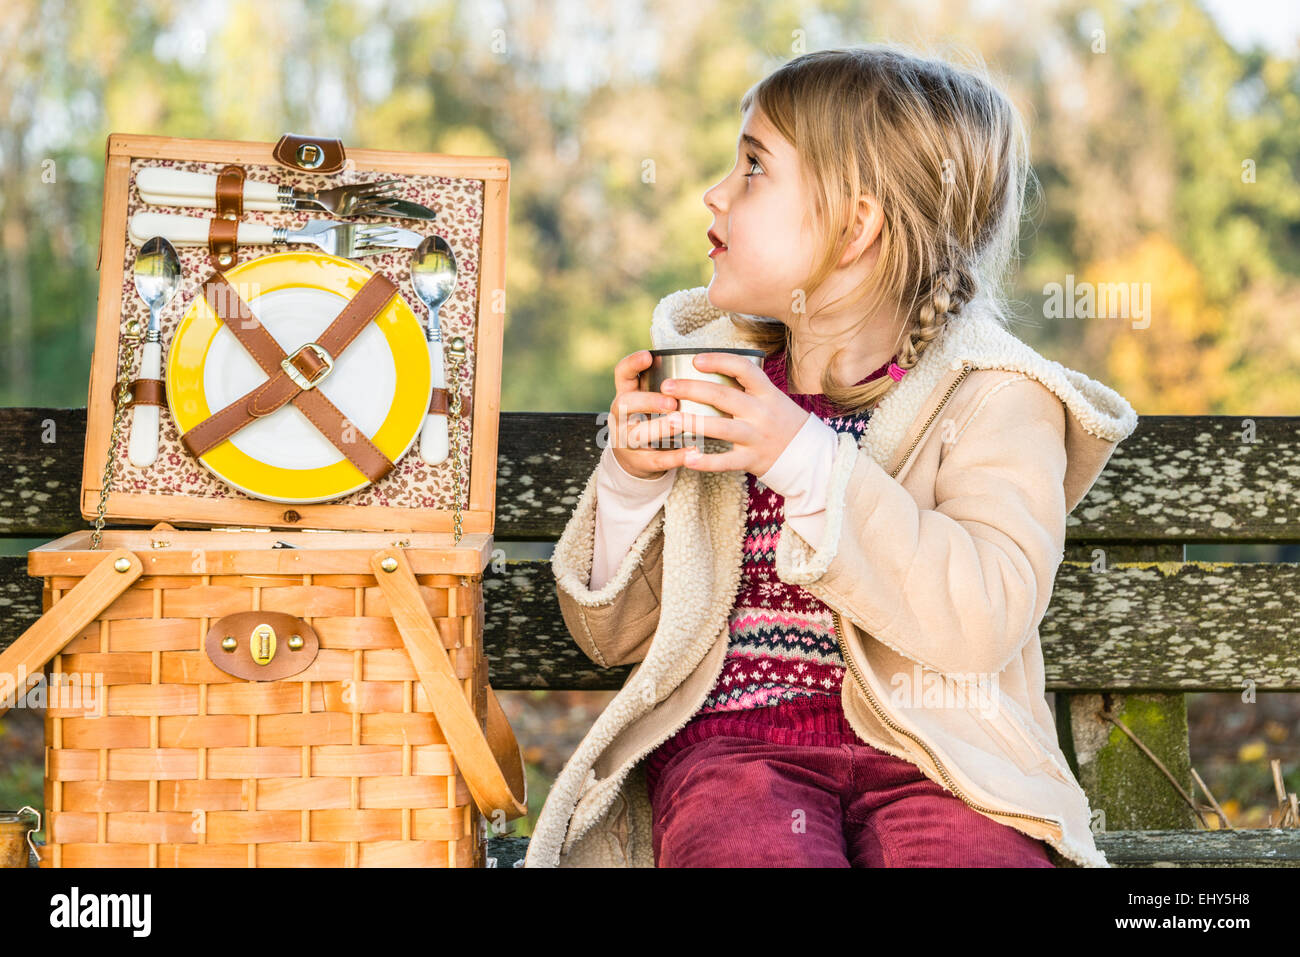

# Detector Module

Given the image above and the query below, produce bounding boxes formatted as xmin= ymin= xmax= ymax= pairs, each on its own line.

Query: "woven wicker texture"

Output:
xmin=39 ymin=569 xmax=488 ymax=868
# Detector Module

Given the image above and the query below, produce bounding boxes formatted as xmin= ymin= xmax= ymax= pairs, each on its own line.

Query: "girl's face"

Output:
xmin=703 ymin=107 xmax=816 ymax=323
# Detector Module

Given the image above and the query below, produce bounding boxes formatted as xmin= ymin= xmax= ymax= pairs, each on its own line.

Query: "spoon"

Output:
xmin=410 ymin=235 xmax=458 ymax=465
xmin=127 ymin=237 xmax=181 ymax=467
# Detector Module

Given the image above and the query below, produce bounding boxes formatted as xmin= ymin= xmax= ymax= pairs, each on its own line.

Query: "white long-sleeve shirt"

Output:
xmin=588 ymin=412 xmax=842 ymax=589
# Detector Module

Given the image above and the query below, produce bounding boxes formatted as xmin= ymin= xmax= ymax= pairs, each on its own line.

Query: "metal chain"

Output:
xmin=446 ymin=336 xmax=466 ymax=546
xmin=90 ymin=320 xmax=139 ymax=550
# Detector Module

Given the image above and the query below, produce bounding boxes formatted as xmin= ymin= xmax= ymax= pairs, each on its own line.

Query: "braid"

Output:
xmin=804 ymin=257 xmax=977 ymax=415
xmin=896 ymin=260 xmax=976 ymax=373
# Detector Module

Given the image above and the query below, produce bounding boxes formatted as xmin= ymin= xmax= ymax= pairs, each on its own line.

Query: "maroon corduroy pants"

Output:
xmin=643 ymin=696 xmax=1057 ymax=868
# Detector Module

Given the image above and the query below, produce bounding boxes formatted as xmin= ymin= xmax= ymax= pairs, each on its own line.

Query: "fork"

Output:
xmin=136 ymin=168 xmax=401 ymax=216
xmin=280 ymin=180 xmax=401 ymax=216
xmin=129 ymin=212 xmax=403 ymax=259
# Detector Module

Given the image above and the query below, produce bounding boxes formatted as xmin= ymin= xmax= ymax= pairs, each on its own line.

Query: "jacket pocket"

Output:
xmin=973 ymin=689 xmax=1081 ymax=788
xmin=972 ymin=703 xmax=1055 ymax=777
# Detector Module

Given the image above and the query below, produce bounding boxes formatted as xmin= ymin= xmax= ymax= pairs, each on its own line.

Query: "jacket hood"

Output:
xmin=650 ymin=287 xmax=1139 ymax=515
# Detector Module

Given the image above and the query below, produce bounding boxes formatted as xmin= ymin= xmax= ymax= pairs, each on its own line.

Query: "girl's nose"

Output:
xmin=703 ymin=180 xmax=726 ymax=213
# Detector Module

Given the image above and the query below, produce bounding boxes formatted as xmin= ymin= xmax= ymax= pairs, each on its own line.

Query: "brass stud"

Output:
xmin=113 ymin=557 xmax=131 ymax=573
xmin=288 ymin=635 xmax=304 ymax=651
xmin=221 ymin=636 xmax=237 ymax=652
xmin=380 ymin=556 xmax=398 ymax=573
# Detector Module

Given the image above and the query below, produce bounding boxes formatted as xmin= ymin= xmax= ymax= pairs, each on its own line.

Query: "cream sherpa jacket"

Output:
xmin=524 ymin=286 xmax=1139 ymax=869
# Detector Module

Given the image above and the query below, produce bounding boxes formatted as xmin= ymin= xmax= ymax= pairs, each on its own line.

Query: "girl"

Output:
xmin=526 ymin=43 xmax=1137 ymax=868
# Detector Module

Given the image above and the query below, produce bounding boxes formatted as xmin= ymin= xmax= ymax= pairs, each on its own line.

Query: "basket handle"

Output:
xmin=0 ymin=548 xmax=143 ymax=718
xmin=370 ymin=547 xmax=528 ymax=823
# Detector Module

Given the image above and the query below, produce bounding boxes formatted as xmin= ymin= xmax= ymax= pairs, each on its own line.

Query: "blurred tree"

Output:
xmin=0 ymin=0 xmax=1296 ymax=419
xmin=1025 ymin=0 xmax=1300 ymax=413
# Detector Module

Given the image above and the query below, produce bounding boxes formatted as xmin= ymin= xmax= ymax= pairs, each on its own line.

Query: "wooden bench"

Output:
xmin=3 ymin=407 xmax=1299 ymax=868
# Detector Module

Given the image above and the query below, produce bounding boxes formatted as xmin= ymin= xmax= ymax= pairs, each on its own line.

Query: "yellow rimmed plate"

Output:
xmin=167 ymin=251 xmax=431 ymax=503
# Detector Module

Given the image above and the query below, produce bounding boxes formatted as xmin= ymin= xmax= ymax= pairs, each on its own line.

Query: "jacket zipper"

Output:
xmin=888 ymin=362 xmax=973 ymax=480
xmin=832 ymin=361 xmax=1061 ymax=831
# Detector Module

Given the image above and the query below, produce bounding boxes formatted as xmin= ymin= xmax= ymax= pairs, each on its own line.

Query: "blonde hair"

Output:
xmin=731 ymin=42 xmax=1034 ymax=412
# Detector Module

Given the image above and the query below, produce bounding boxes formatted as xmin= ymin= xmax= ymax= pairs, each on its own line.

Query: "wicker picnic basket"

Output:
xmin=0 ymin=132 xmax=526 ymax=867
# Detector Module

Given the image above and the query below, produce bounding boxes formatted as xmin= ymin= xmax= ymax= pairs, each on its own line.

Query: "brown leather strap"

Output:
xmin=208 ymin=216 xmax=239 ymax=272
xmin=290 ymin=389 xmax=394 ymax=483
xmin=203 ymin=272 xmax=394 ymax=383
xmin=209 ymin=165 xmax=245 ymax=271
xmin=129 ymin=378 xmax=165 ymax=407
xmin=215 ymin=165 xmax=245 ymax=219
xmin=429 ymin=387 xmax=471 ymax=419
xmin=179 ymin=271 xmax=400 ymax=483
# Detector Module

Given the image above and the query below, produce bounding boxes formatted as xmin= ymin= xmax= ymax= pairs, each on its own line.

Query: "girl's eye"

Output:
xmin=742 ymin=153 xmax=763 ymax=178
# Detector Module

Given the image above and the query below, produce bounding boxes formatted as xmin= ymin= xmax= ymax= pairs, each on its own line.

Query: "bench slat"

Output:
xmin=478 ymin=831 xmax=1300 ymax=867
xmin=1095 ymin=828 xmax=1300 ymax=866
xmin=4 ymin=555 xmax=1300 ymax=691
xmin=5 ymin=408 xmax=1300 ymax=541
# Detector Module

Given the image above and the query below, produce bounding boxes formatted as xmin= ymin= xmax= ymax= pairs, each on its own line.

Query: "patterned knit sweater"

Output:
xmin=643 ymin=347 xmax=896 ymax=794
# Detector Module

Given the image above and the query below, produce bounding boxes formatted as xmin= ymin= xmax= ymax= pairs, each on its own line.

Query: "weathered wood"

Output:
xmin=5 ymin=554 xmax=1300 ymax=691
xmin=1057 ymin=544 xmax=1195 ymax=831
xmin=6 ymin=408 xmax=1300 ymax=542
xmin=485 ymin=836 xmax=529 ymax=868
xmin=0 ymin=408 xmax=86 ymax=537
xmin=1068 ymin=692 xmax=1198 ymax=831
xmin=494 ymin=411 xmax=604 ymax=540
xmin=493 ymin=830 xmax=1300 ymax=868
xmin=1041 ymin=558 xmax=1300 ymax=692
xmin=0 ymin=557 xmax=45 ymax=649
xmin=1094 ymin=828 xmax=1300 ymax=866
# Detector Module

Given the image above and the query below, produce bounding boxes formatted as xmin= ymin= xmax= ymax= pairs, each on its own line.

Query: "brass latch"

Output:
xmin=251 ymin=622 xmax=277 ymax=665
xmin=206 ymin=612 xmax=318 ymax=681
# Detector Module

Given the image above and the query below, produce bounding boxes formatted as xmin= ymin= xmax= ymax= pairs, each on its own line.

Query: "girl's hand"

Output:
xmin=663 ymin=352 xmax=810 ymax=475
xmin=607 ymin=350 xmax=691 ymax=479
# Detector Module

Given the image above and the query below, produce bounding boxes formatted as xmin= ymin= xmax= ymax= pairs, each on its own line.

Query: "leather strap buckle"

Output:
xmin=181 ymin=271 xmax=399 ymax=484
xmin=272 ymin=134 xmax=347 ymax=174
xmin=281 ymin=342 xmax=334 ymax=391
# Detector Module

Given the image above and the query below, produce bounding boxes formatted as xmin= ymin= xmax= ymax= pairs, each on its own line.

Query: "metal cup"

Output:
xmin=638 ymin=348 xmax=765 ymax=450
xmin=0 ymin=807 xmax=40 ymax=868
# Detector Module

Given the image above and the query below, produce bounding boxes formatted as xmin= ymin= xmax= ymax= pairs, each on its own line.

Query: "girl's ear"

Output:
xmin=839 ymin=194 xmax=885 ymax=267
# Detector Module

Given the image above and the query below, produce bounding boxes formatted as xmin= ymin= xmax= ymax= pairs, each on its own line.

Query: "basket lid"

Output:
xmin=81 ymin=133 xmax=507 ymax=535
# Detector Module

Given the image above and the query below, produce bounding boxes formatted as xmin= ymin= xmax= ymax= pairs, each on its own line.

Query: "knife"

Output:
xmin=136 ymin=168 xmax=438 ymax=221
xmin=354 ymin=198 xmax=439 ymax=222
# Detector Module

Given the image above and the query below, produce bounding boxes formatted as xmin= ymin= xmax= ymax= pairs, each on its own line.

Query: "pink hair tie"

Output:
xmin=887 ymin=361 xmax=907 ymax=382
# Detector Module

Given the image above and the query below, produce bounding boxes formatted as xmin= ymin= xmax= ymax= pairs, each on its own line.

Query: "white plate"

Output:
xmin=201 ymin=287 xmax=398 ymax=471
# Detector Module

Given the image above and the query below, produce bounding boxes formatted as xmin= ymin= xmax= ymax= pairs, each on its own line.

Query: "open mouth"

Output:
xmin=708 ymin=229 xmax=727 ymax=253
